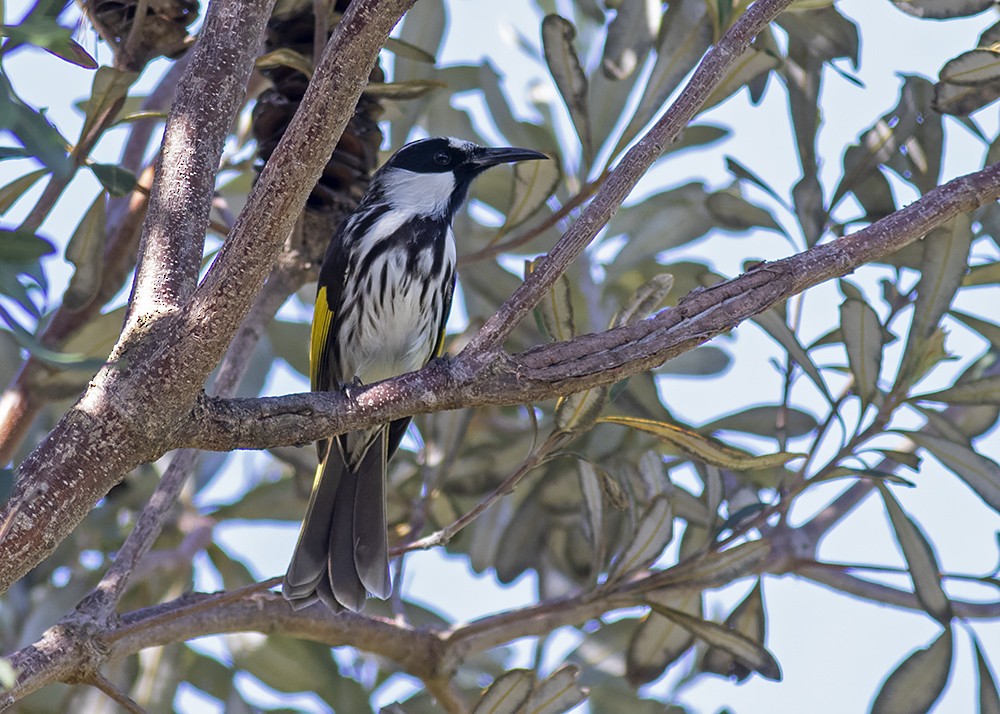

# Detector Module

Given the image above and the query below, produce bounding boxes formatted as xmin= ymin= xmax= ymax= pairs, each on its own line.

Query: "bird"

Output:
xmin=283 ymin=137 xmax=548 ymax=611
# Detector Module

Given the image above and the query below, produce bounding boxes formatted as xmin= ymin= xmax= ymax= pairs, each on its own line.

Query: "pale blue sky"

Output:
xmin=2 ymin=0 xmax=999 ymax=712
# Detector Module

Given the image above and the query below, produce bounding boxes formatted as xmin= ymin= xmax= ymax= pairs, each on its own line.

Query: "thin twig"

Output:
xmin=463 ymin=0 xmax=797 ymax=353
xmin=85 ymin=673 xmax=147 ymax=714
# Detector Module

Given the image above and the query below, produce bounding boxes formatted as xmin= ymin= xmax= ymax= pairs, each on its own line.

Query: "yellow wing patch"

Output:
xmin=310 ymin=286 xmax=334 ymax=391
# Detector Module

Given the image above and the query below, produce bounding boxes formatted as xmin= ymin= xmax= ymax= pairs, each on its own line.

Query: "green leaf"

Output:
xmin=473 ymin=669 xmax=534 ymax=714
xmin=949 ymin=309 xmax=1000 ymax=351
xmin=914 ymin=374 xmax=1000 ymax=405
xmin=602 ymin=415 xmax=805 ymax=470
xmin=211 ymin=478 xmax=305 ymax=522
xmin=607 ymin=494 xmax=673 ymax=582
xmin=906 ymin=431 xmax=1000 ymax=513
xmin=0 ymin=468 xmax=13 ymax=508
xmin=578 ymin=460 xmax=605 ymax=577
xmin=702 ymin=30 xmax=781 ymax=110
xmin=703 ymin=405 xmax=818 ymax=439
xmin=655 ymin=344 xmax=731 ymax=376
xmin=525 ymin=664 xmax=587 ymax=714
xmin=0 ymin=167 xmax=49 ymax=213
xmin=702 ymin=580 xmax=767 ymax=682
xmin=705 ymin=188 xmax=785 ymax=235
xmin=554 ymin=387 xmax=608 ymax=435
xmin=612 ymin=0 xmax=712 ymax=158
xmin=0 ymin=74 xmax=70 ymax=177
xmin=840 ymin=297 xmax=883 ymax=408
xmin=626 ymin=588 xmax=701 ymax=685
xmin=63 ymin=193 xmax=106 ymax=310
xmin=963 ymin=261 xmax=1000 ymax=287
xmin=939 ymin=48 xmax=1000 ymax=85
xmin=645 ymin=599 xmax=781 ymax=681
xmin=79 ymin=66 xmax=138 ymax=147
xmin=528 ymin=257 xmax=575 ymax=342
xmin=892 ymin=0 xmax=995 ymax=19
xmin=611 ymin=273 xmax=674 ymax=329
xmin=752 ymin=308 xmax=833 ymax=404
xmin=899 ymin=214 xmax=972 ymax=383
xmin=501 ymin=156 xmax=561 ymax=233
xmin=363 ymin=79 xmax=447 ymax=99
xmin=255 ymin=48 xmax=313 ymax=78
xmin=228 ymin=634 xmax=371 ymax=709
xmin=601 ymin=0 xmax=658 ymax=80
xmin=876 ymin=482 xmax=953 ymax=623
xmin=974 ymin=634 xmax=1000 ymax=714
xmin=384 ymin=36 xmax=437 ymax=63
xmin=541 ymin=15 xmax=593 ymax=165
xmin=88 ymin=163 xmax=137 ymax=197
xmin=871 ymin=629 xmax=953 ymax=714
xmin=0 ymin=229 xmax=56 ymax=261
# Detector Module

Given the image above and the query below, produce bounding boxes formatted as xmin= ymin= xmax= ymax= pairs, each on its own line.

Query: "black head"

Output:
xmin=375 ymin=137 xmax=548 ymax=218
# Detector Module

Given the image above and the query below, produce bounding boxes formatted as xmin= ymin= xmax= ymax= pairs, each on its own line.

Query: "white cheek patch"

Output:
xmin=383 ymin=169 xmax=456 ymax=217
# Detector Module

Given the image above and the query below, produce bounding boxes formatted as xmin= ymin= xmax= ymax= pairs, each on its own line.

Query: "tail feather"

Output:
xmin=283 ymin=441 xmax=343 ymax=610
xmin=283 ymin=430 xmax=392 ymax=612
xmin=352 ymin=429 xmax=390 ymax=598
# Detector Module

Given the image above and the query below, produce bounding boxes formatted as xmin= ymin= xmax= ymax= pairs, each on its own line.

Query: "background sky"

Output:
xmin=2 ymin=0 xmax=1000 ymax=712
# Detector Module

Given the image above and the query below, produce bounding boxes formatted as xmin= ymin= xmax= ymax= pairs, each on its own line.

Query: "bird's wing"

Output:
xmin=433 ymin=266 xmax=456 ymax=358
xmin=312 ymin=227 xmax=350 ymax=393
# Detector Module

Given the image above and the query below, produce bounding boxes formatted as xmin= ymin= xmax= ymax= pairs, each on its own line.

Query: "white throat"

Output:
xmin=382 ymin=168 xmax=456 ymax=218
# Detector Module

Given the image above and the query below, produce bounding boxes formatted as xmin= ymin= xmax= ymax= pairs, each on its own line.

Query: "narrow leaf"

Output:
xmin=753 ymin=308 xmax=833 ymax=403
xmin=79 ymin=66 xmax=137 ymax=146
xmin=63 ymin=192 xmax=107 ymax=310
xmin=703 ymin=580 xmax=767 ymax=682
xmin=646 ymin=600 xmax=781 ymax=681
xmin=626 ymin=588 xmax=701 ymax=685
xmin=899 ymin=214 xmax=973 ymax=383
xmin=578 ymin=460 xmax=605 ymax=575
xmin=608 ymin=494 xmax=673 ymax=582
xmin=876 ymin=483 xmax=953 ymax=623
xmin=871 ymin=629 xmax=953 ymax=714
xmin=0 ymin=167 xmax=49 ymax=213
xmin=526 ymin=665 xmax=587 ymax=714
xmin=541 ymin=15 xmax=593 ymax=164
xmin=89 ymin=163 xmax=136 ymax=197
xmin=913 ymin=374 xmax=1000 ymax=405
xmin=473 ymin=669 xmax=534 ymax=714
xmin=892 ymin=0 xmax=995 ymax=19
xmin=255 ymin=48 xmax=314 ymax=78
xmin=840 ymin=297 xmax=884 ymax=407
xmin=527 ymin=257 xmax=575 ymax=342
xmin=974 ymin=634 xmax=1000 ymax=714
xmin=602 ymin=416 xmax=805 ymax=471
xmin=611 ymin=273 xmax=674 ymax=329
xmin=651 ymin=540 xmax=771 ymax=590
xmin=363 ymin=80 xmax=447 ymax=99
xmin=0 ymin=229 xmax=56 ymax=260
xmin=906 ymin=431 xmax=1000 ymax=513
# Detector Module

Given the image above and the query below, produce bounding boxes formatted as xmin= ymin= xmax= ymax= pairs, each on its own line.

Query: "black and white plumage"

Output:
xmin=283 ymin=137 xmax=547 ymax=611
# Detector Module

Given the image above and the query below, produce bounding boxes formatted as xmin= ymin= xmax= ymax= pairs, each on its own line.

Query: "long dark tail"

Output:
xmin=283 ymin=429 xmax=391 ymax=611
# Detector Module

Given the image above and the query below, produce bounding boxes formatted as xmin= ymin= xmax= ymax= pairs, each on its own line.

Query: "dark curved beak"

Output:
xmin=472 ymin=146 xmax=549 ymax=168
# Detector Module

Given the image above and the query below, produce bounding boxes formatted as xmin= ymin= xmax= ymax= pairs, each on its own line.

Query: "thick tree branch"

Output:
xmin=123 ymin=0 xmax=274 ymax=329
xmin=464 ymin=0 xmax=796 ymax=353
xmin=178 ymin=161 xmax=1000 ymax=452
xmin=0 ymin=0 xmax=412 ymax=596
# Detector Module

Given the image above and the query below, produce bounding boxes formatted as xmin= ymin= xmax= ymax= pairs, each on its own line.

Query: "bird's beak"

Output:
xmin=471 ymin=146 xmax=549 ymax=168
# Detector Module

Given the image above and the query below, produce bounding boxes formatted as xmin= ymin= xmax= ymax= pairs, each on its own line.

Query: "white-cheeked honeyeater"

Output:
xmin=283 ymin=137 xmax=547 ymax=611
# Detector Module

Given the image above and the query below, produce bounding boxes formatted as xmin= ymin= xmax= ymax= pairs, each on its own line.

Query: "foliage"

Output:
xmin=1 ymin=0 xmax=1000 ymax=712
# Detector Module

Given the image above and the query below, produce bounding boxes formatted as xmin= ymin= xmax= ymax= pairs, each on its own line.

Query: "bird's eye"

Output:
xmin=433 ymin=151 xmax=451 ymax=166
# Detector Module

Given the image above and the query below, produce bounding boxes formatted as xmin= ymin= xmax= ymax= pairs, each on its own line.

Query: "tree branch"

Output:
xmin=123 ymin=0 xmax=276 ymax=330
xmin=178 ymin=161 xmax=1000 ymax=453
xmin=0 ymin=0 xmax=412 ymax=597
xmin=463 ymin=0 xmax=796 ymax=354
